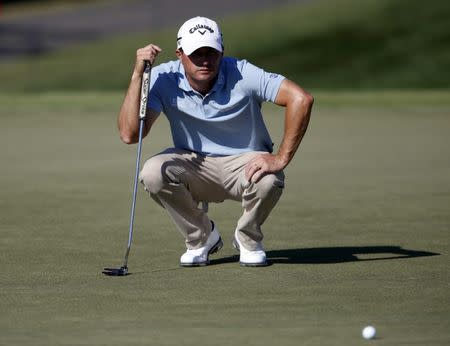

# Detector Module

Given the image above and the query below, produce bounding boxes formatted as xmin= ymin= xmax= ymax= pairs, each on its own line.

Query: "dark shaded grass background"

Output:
xmin=243 ymin=0 xmax=450 ymax=89
xmin=1 ymin=0 xmax=449 ymax=91
xmin=1 ymin=93 xmax=449 ymax=345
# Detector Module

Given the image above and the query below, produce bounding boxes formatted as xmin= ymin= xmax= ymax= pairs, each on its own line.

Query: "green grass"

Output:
xmin=1 ymin=91 xmax=449 ymax=345
xmin=234 ymin=0 xmax=450 ymax=89
xmin=0 ymin=0 xmax=449 ymax=92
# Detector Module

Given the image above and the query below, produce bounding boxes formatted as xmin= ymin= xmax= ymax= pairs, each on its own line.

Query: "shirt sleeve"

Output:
xmin=240 ymin=60 xmax=286 ymax=103
xmin=146 ymin=65 xmax=163 ymax=113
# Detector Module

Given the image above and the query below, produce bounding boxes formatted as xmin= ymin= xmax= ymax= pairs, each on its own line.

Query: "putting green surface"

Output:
xmin=0 ymin=92 xmax=449 ymax=345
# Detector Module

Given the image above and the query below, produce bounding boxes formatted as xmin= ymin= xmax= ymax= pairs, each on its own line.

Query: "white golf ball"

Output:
xmin=362 ymin=325 xmax=376 ymax=340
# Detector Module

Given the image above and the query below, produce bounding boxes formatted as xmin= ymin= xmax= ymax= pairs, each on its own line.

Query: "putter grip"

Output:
xmin=139 ymin=61 xmax=151 ymax=119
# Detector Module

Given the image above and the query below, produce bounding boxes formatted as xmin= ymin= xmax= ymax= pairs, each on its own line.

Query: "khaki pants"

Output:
xmin=139 ymin=148 xmax=284 ymax=250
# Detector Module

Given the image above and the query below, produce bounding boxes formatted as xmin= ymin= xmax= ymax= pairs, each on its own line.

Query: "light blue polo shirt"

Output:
xmin=147 ymin=57 xmax=285 ymax=156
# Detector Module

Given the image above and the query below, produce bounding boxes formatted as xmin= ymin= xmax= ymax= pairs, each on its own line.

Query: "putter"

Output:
xmin=103 ymin=61 xmax=151 ymax=277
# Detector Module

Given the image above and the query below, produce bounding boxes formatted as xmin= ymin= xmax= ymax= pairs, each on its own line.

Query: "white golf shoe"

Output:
xmin=180 ymin=225 xmax=223 ymax=267
xmin=232 ymin=231 xmax=268 ymax=267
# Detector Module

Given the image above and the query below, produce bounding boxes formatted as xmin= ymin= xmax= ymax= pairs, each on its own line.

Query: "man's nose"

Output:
xmin=198 ymin=56 xmax=211 ymax=65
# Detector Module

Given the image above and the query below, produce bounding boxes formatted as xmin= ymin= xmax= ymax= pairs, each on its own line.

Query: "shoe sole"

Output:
xmin=232 ymin=238 xmax=268 ymax=267
xmin=180 ymin=237 xmax=223 ymax=267
xmin=239 ymin=261 xmax=268 ymax=267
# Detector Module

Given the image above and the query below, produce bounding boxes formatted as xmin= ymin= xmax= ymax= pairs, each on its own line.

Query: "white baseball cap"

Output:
xmin=176 ymin=16 xmax=223 ymax=56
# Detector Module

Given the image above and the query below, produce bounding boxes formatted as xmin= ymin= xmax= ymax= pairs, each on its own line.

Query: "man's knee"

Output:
xmin=256 ymin=172 xmax=285 ymax=199
xmin=139 ymin=156 xmax=167 ymax=194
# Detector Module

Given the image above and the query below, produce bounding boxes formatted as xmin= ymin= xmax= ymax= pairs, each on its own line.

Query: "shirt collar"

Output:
xmin=176 ymin=61 xmax=192 ymax=92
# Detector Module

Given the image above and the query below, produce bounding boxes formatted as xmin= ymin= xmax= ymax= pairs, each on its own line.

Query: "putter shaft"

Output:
xmin=103 ymin=62 xmax=151 ymax=276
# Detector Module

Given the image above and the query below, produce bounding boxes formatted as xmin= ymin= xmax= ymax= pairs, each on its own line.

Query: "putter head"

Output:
xmin=102 ymin=265 xmax=128 ymax=276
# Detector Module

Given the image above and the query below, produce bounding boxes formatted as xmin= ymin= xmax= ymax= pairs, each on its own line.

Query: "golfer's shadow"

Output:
xmin=210 ymin=246 xmax=438 ymax=265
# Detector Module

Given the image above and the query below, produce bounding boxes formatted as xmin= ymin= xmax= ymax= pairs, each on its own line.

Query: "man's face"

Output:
xmin=177 ymin=47 xmax=223 ymax=90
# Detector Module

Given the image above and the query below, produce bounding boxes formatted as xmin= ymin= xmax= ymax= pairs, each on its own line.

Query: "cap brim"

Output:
xmin=182 ymin=39 xmax=222 ymax=56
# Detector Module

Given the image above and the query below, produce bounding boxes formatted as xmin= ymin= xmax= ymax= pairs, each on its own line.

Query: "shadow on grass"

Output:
xmin=267 ymin=246 xmax=439 ymax=264
xmin=209 ymin=246 xmax=439 ymax=266
xmin=111 ymin=246 xmax=439 ymax=275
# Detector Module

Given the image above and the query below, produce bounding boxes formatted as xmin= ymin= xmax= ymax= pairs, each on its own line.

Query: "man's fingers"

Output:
xmin=251 ymin=170 xmax=265 ymax=184
xmin=248 ymin=165 xmax=266 ymax=183
xmin=245 ymin=161 xmax=258 ymax=180
xmin=245 ymin=161 xmax=266 ymax=182
xmin=136 ymin=44 xmax=163 ymax=71
xmin=245 ymin=153 xmax=284 ymax=183
xmin=139 ymin=44 xmax=162 ymax=55
xmin=249 ymin=165 xmax=270 ymax=184
xmin=146 ymin=43 xmax=162 ymax=52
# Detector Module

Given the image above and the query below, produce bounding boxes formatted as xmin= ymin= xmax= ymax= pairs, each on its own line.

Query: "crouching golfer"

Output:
xmin=118 ymin=16 xmax=313 ymax=267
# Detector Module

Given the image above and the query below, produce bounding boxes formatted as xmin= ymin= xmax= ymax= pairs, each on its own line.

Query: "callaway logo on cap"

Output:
xmin=177 ymin=16 xmax=223 ymax=56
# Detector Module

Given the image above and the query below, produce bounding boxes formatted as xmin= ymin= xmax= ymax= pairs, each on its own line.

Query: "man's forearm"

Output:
xmin=118 ymin=72 xmax=144 ymax=144
xmin=118 ymin=44 xmax=162 ymax=144
xmin=276 ymin=91 xmax=313 ymax=167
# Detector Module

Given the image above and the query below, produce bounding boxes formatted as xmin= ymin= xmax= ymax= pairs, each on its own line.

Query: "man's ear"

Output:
xmin=175 ymin=49 xmax=183 ymax=59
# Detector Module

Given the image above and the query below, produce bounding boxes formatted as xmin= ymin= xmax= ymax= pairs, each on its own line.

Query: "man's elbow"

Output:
xmin=306 ymin=92 xmax=314 ymax=108
xmin=287 ymin=90 xmax=313 ymax=115
xmin=298 ymin=90 xmax=314 ymax=110
xmin=119 ymin=132 xmax=138 ymax=144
